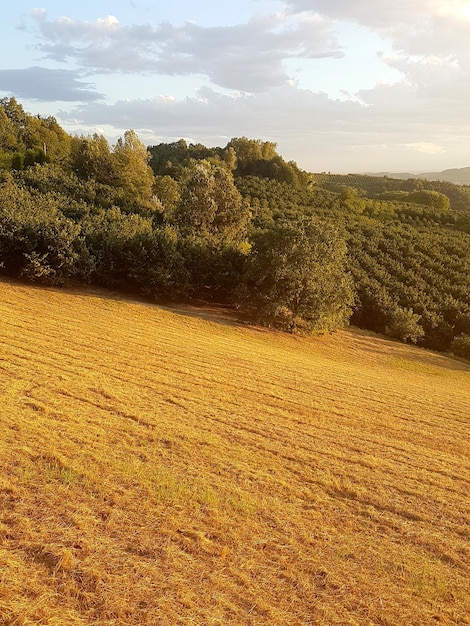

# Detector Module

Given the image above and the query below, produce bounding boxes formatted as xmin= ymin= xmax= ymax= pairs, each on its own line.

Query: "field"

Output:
xmin=0 ymin=278 xmax=469 ymax=626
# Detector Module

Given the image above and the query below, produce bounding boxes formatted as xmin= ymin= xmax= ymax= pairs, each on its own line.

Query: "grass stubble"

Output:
xmin=0 ymin=278 xmax=469 ymax=625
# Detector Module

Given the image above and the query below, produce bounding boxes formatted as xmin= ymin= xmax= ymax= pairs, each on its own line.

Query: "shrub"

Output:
xmin=0 ymin=183 xmax=82 ymax=285
xmin=238 ymin=217 xmax=354 ymax=333
xmin=450 ymin=334 xmax=470 ymax=360
xmin=385 ymin=306 xmax=425 ymax=344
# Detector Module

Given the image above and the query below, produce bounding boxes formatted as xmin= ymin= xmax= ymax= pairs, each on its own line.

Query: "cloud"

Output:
xmin=0 ymin=67 xmax=103 ymax=102
xmin=286 ymin=0 xmax=470 ymax=61
xmin=284 ymin=1 xmax=470 ymax=68
xmin=58 ymin=82 xmax=470 ymax=172
xmin=353 ymin=50 xmax=470 ymax=135
xmin=31 ymin=10 xmax=342 ymax=92
xmin=285 ymin=1 xmax=470 ymax=124
xmin=60 ymin=85 xmax=361 ymax=137
xmin=285 ymin=0 xmax=469 ymax=28
xmin=402 ymin=142 xmax=445 ymax=154
xmin=21 ymin=3 xmax=470 ymax=172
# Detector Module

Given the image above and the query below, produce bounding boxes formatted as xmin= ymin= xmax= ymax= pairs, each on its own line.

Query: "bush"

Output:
xmin=238 ymin=217 xmax=353 ymax=333
xmin=385 ymin=306 xmax=425 ymax=344
xmin=450 ymin=334 xmax=470 ymax=360
xmin=177 ymin=237 xmax=248 ymax=301
xmin=0 ymin=183 xmax=82 ymax=285
xmin=83 ymin=208 xmax=188 ymax=298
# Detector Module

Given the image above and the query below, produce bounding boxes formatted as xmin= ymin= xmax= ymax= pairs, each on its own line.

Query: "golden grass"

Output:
xmin=1 ymin=277 xmax=469 ymax=626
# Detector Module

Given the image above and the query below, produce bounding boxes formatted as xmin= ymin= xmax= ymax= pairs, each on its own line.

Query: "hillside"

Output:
xmin=1 ymin=278 xmax=469 ymax=625
xmin=1 ymin=100 xmax=469 ymax=352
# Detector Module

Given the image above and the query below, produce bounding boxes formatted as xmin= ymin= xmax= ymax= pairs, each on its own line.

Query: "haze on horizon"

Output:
xmin=1 ymin=0 xmax=470 ymax=174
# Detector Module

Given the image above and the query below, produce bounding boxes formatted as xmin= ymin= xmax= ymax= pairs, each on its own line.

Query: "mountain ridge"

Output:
xmin=367 ymin=166 xmax=470 ymax=185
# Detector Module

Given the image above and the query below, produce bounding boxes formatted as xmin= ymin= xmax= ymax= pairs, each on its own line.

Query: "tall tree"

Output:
xmin=238 ymin=217 xmax=354 ymax=333
xmin=112 ymin=130 xmax=155 ymax=210
xmin=25 ymin=115 xmax=71 ymax=164
xmin=173 ymin=163 xmax=250 ymax=246
xmin=153 ymin=175 xmax=181 ymax=220
xmin=0 ymin=107 xmax=18 ymax=152
xmin=70 ymin=134 xmax=116 ymax=185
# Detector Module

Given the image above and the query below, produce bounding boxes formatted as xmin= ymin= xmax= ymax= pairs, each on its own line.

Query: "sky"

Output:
xmin=1 ymin=1 xmax=470 ymax=173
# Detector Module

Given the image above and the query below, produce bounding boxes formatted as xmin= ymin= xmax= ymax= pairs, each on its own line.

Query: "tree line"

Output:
xmin=0 ymin=98 xmax=352 ymax=335
xmin=0 ymin=97 xmax=469 ymax=357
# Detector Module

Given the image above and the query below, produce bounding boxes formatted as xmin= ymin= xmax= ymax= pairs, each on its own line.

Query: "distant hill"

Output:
xmin=370 ymin=167 xmax=470 ymax=185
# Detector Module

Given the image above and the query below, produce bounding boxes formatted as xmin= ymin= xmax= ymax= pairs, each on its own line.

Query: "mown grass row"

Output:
xmin=1 ymin=278 xmax=469 ymax=625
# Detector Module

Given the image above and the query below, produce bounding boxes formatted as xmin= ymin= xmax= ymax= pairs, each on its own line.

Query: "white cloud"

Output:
xmin=433 ymin=0 xmax=470 ymax=19
xmin=31 ymin=10 xmax=342 ymax=92
xmin=285 ymin=0 xmax=431 ymax=27
xmin=17 ymin=2 xmax=470 ymax=171
xmin=57 ymin=82 xmax=470 ymax=171
xmin=32 ymin=8 xmax=46 ymax=18
xmin=59 ymin=86 xmax=362 ymax=140
xmin=285 ymin=0 xmax=470 ymax=27
xmin=378 ymin=53 xmax=470 ymax=109
xmin=286 ymin=0 xmax=470 ymax=75
xmin=403 ymin=142 xmax=446 ymax=154
xmin=96 ymin=15 xmax=120 ymax=28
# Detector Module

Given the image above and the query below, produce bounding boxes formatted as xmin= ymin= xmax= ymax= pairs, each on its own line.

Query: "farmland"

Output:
xmin=1 ymin=278 xmax=469 ymax=625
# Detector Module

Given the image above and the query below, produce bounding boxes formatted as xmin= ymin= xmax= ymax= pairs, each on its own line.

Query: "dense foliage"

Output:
xmin=1 ymin=98 xmax=469 ymax=354
xmin=235 ymin=174 xmax=470 ymax=350
xmin=237 ymin=217 xmax=354 ymax=333
xmin=346 ymin=221 xmax=470 ymax=350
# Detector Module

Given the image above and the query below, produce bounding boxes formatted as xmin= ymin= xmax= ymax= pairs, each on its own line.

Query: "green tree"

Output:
xmin=112 ymin=130 xmax=156 ymax=211
xmin=0 ymin=97 xmax=27 ymax=149
xmin=385 ymin=306 xmax=425 ymax=343
xmin=0 ymin=180 xmax=82 ymax=284
xmin=227 ymin=137 xmax=264 ymax=167
xmin=211 ymin=167 xmax=251 ymax=244
xmin=450 ymin=334 xmax=470 ymax=360
xmin=25 ymin=115 xmax=71 ymax=164
xmin=0 ymin=107 xmax=18 ymax=152
xmin=0 ymin=99 xmax=71 ymax=167
xmin=223 ymin=146 xmax=237 ymax=171
xmin=407 ymin=190 xmax=450 ymax=212
xmin=83 ymin=207 xmax=186 ymax=296
xmin=173 ymin=163 xmax=250 ymax=246
xmin=153 ymin=175 xmax=181 ymax=219
xmin=340 ymin=187 xmax=366 ymax=213
xmin=70 ymin=134 xmax=116 ymax=185
xmin=238 ymin=217 xmax=354 ymax=333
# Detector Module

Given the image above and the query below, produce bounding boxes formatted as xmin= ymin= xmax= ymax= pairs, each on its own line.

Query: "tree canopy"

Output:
xmin=238 ymin=217 xmax=354 ymax=333
xmin=172 ymin=163 xmax=251 ymax=246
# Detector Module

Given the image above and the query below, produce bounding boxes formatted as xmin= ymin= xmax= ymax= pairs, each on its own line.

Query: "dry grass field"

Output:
xmin=0 ymin=277 xmax=469 ymax=626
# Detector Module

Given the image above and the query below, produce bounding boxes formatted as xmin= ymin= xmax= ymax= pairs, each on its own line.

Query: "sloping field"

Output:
xmin=1 ymin=278 xmax=469 ymax=626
